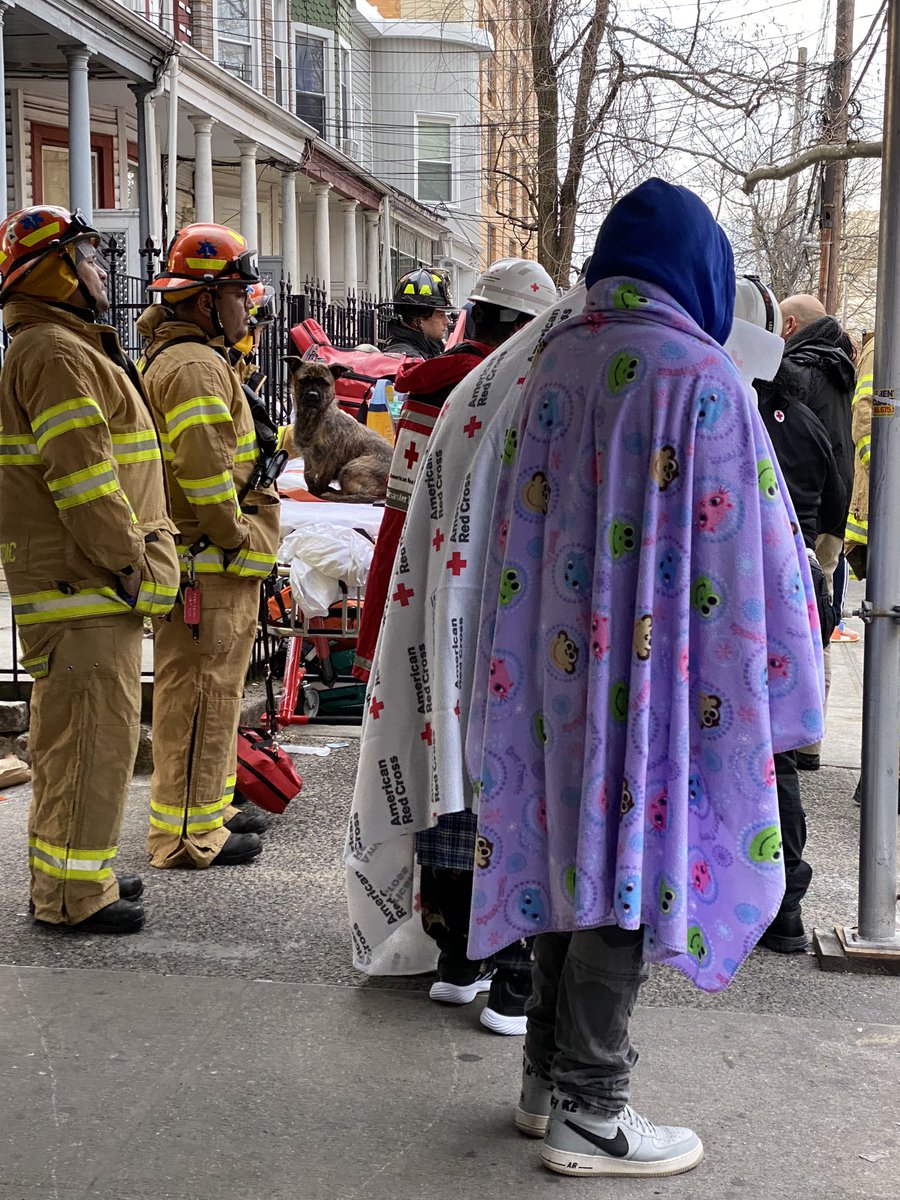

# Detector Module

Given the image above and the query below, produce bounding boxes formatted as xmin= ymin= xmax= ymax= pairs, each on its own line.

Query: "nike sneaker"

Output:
xmin=429 ymin=969 xmax=493 ymax=1005
xmin=480 ymin=968 xmax=530 ymax=1036
xmin=515 ymin=1055 xmax=553 ymax=1136
xmin=541 ymin=1090 xmax=704 ymax=1178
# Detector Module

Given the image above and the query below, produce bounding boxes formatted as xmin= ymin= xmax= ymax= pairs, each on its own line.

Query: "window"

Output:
xmin=339 ymin=46 xmax=351 ymax=143
xmin=273 ymin=0 xmax=289 ymax=107
xmin=217 ymin=0 xmax=254 ymax=83
xmin=32 ymin=124 xmax=115 ymax=210
xmin=417 ymin=119 xmax=453 ymax=204
xmin=295 ymin=34 xmax=326 ymax=135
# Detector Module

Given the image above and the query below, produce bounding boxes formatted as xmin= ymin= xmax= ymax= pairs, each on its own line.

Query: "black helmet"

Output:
xmin=392 ymin=266 xmax=452 ymax=312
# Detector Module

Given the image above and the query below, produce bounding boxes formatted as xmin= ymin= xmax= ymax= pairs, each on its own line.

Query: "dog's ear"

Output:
xmin=282 ymin=354 xmax=304 ymax=376
xmin=327 ymin=363 xmax=349 ymax=381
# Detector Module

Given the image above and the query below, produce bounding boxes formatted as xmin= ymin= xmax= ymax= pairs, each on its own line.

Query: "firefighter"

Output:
xmin=0 ymin=205 xmax=180 ymax=933
xmin=137 ymin=224 xmax=281 ymax=869
xmin=230 ymin=281 xmax=276 ymax=390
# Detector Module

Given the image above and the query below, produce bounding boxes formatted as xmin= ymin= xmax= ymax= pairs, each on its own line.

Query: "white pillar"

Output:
xmin=236 ymin=138 xmax=258 ymax=245
xmin=62 ymin=45 xmax=93 ymax=221
xmin=313 ymin=182 xmax=331 ymax=299
xmin=342 ymin=199 xmax=358 ymax=297
xmin=364 ymin=209 xmax=380 ymax=299
xmin=281 ymin=168 xmax=298 ymax=285
xmin=189 ymin=115 xmax=215 ymax=223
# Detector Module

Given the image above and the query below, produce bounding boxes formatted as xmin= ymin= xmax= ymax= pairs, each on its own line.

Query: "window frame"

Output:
xmin=213 ymin=0 xmax=260 ymax=88
xmin=338 ymin=39 xmax=352 ymax=146
xmin=31 ymin=123 xmax=116 ymax=210
xmin=415 ymin=114 xmax=456 ymax=207
xmin=291 ymin=23 xmax=335 ymax=141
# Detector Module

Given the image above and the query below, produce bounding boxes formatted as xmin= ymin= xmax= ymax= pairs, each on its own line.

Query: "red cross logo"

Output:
xmin=403 ymin=441 xmax=420 ymax=470
xmin=420 ymin=723 xmax=433 ymax=746
xmin=392 ymin=583 xmax=415 ymax=607
xmin=432 ymin=528 xmax=445 ymax=552
xmin=517 ymin=376 xmax=526 ymax=385
xmin=446 ymin=552 xmax=467 ymax=576
xmin=369 ymin=696 xmax=384 ymax=719
xmin=463 ymin=416 xmax=482 ymax=439
xmin=531 ymin=282 xmax=540 ymax=292
xmin=454 ymin=700 xmax=461 ymax=718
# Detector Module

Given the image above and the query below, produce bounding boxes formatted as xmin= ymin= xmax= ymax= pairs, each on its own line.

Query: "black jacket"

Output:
xmin=756 ymin=363 xmax=847 ymax=549
xmin=382 ymin=320 xmax=444 ymax=360
xmin=779 ymin=316 xmax=855 ymax=535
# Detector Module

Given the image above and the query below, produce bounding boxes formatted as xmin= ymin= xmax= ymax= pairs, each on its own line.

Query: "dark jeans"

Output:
xmin=419 ymin=865 xmax=532 ymax=981
xmin=526 ymin=927 xmax=647 ymax=1117
xmin=775 ymin=750 xmax=812 ymax=912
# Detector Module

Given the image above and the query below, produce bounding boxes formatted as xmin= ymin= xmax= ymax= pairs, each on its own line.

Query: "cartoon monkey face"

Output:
xmin=474 ymin=834 xmax=494 ymax=869
xmin=633 ymin=614 xmax=652 ymax=661
xmin=698 ymin=692 xmax=722 ymax=729
xmin=650 ymin=445 xmax=679 ymax=491
xmin=499 ymin=568 xmax=522 ymax=606
xmin=550 ymin=630 xmax=579 ymax=674
xmin=620 ymin=780 xmax=635 ymax=816
xmin=522 ymin=471 xmax=550 ymax=515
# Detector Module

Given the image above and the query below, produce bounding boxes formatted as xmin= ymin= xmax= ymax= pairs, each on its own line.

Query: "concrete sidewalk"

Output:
xmin=0 ymin=586 xmax=897 ymax=1198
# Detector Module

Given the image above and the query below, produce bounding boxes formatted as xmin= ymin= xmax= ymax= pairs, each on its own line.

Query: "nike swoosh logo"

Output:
xmin=563 ymin=1119 xmax=630 ymax=1158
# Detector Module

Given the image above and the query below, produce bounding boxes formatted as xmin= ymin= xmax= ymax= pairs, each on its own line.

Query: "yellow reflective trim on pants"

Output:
xmin=111 ymin=429 xmax=162 ymax=465
xmin=149 ymin=795 xmax=228 ymax=834
xmin=47 ymin=459 xmax=119 ymax=509
xmin=165 ymin=396 xmax=232 ymax=442
xmin=226 ymin=547 xmax=276 ymax=578
xmin=12 ymin=586 xmax=126 ymax=625
xmin=31 ymin=397 xmax=105 ymax=450
xmin=0 ymin=434 xmax=41 ymax=465
xmin=28 ymin=836 xmax=116 ymax=881
xmin=21 ymin=653 xmax=50 ymax=678
xmin=179 ymin=470 xmax=239 ymax=506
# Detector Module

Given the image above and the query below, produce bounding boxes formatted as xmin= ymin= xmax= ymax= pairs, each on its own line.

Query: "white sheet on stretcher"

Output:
xmin=277 ymin=457 xmax=385 ymax=619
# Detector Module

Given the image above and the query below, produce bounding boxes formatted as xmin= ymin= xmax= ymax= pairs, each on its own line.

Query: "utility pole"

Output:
xmin=786 ymin=46 xmax=808 ymax=220
xmin=818 ymin=0 xmax=855 ymax=314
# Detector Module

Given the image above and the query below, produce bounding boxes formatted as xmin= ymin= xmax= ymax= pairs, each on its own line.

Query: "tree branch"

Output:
xmin=743 ymin=140 xmax=882 ymax=192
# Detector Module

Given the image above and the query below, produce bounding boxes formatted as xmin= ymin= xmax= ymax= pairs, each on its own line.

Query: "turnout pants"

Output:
xmin=20 ymin=615 xmax=144 ymax=924
xmin=526 ymin=927 xmax=647 ymax=1118
xmin=148 ymin=575 xmax=259 ymax=868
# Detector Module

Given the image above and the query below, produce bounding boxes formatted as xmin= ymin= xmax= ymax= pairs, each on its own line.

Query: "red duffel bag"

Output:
xmin=236 ymin=728 xmax=302 ymax=814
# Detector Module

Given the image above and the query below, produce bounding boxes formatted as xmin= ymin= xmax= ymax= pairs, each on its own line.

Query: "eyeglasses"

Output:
xmin=73 ymin=239 xmax=109 ymax=273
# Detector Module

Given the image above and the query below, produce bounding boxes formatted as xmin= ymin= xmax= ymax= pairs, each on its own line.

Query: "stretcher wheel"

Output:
xmin=301 ymin=686 xmax=320 ymax=717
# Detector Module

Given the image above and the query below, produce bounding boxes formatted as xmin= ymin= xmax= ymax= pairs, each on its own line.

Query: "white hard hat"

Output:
xmin=734 ymin=275 xmax=783 ymax=337
xmin=468 ymin=257 xmax=557 ymax=319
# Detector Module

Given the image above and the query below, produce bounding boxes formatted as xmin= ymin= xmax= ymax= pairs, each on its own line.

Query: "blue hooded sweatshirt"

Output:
xmin=586 ymin=178 xmax=735 ymax=346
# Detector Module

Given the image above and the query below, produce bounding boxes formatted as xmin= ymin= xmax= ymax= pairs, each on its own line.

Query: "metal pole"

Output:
xmin=130 ymin=84 xmax=152 ymax=251
xmin=857 ymin=0 xmax=900 ymax=946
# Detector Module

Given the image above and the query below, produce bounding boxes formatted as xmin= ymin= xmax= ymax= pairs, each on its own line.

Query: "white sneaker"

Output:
xmin=429 ymin=972 xmax=493 ymax=1005
xmin=541 ymin=1091 xmax=704 ymax=1178
xmin=515 ymin=1055 xmax=553 ymax=1136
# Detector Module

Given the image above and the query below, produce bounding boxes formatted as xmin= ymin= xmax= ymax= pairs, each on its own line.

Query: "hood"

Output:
xmin=140 ymin=312 xmax=225 ymax=356
xmin=783 ymin=316 xmax=856 ymax=391
xmin=585 ymin=178 xmax=735 ymax=345
xmin=136 ymin=303 xmax=168 ymax=340
xmin=3 ymin=296 xmax=118 ymax=344
xmin=394 ymin=342 xmax=491 ymax=395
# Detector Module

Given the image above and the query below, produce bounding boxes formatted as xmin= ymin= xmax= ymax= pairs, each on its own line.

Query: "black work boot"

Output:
xmin=29 ymin=872 xmax=143 ymax=916
xmin=34 ymin=897 xmax=145 ymax=935
xmin=795 ymin=752 xmax=820 ymax=772
xmin=225 ymin=809 xmax=269 ymax=835
xmin=759 ymin=907 xmax=808 ymax=953
xmin=211 ymin=832 xmax=262 ymax=866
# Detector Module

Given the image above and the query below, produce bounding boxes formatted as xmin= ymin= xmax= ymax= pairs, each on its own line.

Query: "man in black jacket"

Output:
xmin=779 ymin=294 xmax=856 ymax=771
xmin=383 ymin=267 xmax=453 ymax=359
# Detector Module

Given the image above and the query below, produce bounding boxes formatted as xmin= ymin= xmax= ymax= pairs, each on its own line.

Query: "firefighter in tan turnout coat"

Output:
xmin=0 ymin=205 xmax=180 ymax=933
xmin=139 ymin=224 xmax=280 ymax=870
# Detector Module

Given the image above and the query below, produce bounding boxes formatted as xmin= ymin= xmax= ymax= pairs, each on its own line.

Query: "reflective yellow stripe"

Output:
xmin=0 ymin=434 xmax=41 ymax=465
xmin=179 ymin=470 xmax=239 ymax=506
xmin=111 ymin=429 xmax=162 ymax=465
xmin=233 ymin=432 xmax=258 ymax=463
xmin=159 ymin=432 xmax=174 ymax=462
xmin=31 ymin=397 xmax=105 ymax=450
xmin=12 ymin=586 xmax=127 ymax=625
xmin=46 ymin=459 xmax=118 ymax=509
xmin=28 ymin=836 xmax=116 ymax=882
xmin=20 ymin=221 xmax=62 ymax=247
xmin=165 ymin=396 xmax=232 ymax=441
xmin=845 ymin=516 xmax=868 ymax=544
xmin=853 ymin=372 xmax=873 ymax=405
xmin=135 ymin=579 xmax=179 ymax=616
xmin=21 ymin=653 xmax=50 ymax=679
xmin=176 ymin=542 xmax=226 ymax=574
xmin=149 ymin=782 xmax=233 ymax=835
xmin=226 ymin=547 xmax=276 ymax=578
xmin=184 ymin=256 xmax=228 ymax=270
xmin=858 ymin=435 xmax=871 ymax=467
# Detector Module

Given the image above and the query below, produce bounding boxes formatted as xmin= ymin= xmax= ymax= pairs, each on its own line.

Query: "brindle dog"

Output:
xmin=285 ymin=360 xmax=392 ymax=502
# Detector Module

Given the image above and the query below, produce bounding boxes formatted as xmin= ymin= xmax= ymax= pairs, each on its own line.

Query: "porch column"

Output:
xmin=62 ymin=45 xmax=93 ymax=221
xmin=281 ymin=167 xmax=298 ymax=284
xmin=0 ymin=3 xmax=10 ymax=220
xmin=189 ymin=115 xmax=215 ymax=223
xmin=313 ymin=182 xmax=331 ymax=299
xmin=130 ymin=83 xmax=153 ymax=250
xmin=341 ymin=199 xmax=358 ymax=297
xmin=236 ymin=138 xmax=258 ymax=246
xmin=364 ymin=209 xmax=380 ymax=299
